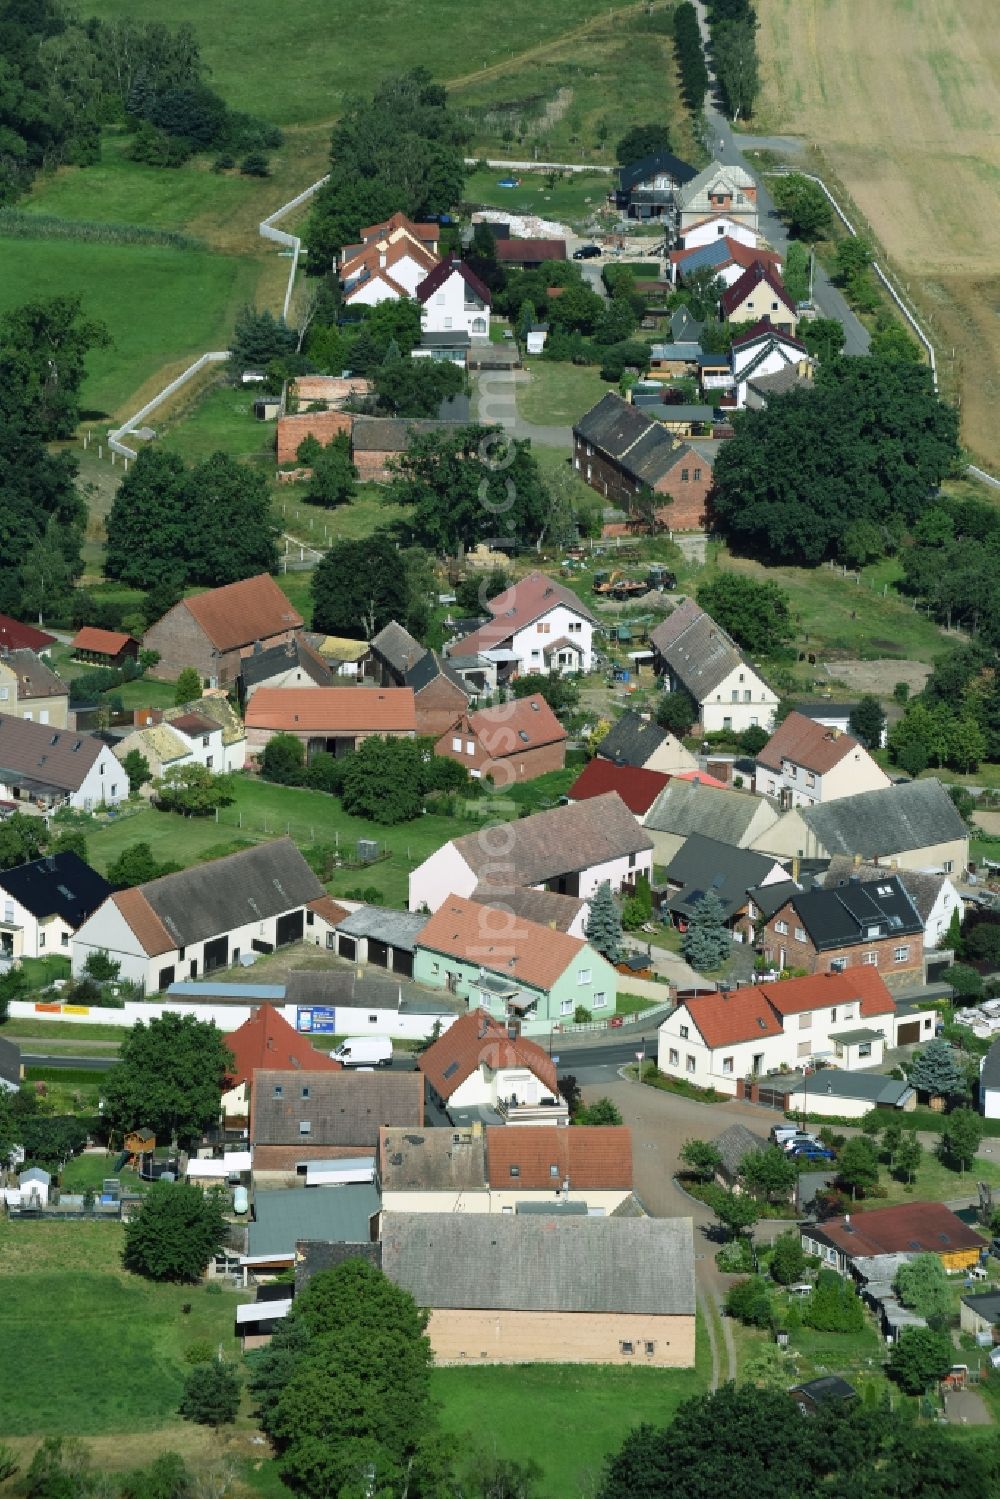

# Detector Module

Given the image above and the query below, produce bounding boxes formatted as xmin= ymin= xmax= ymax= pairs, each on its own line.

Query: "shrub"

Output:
xmin=726 ymin=1276 xmax=772 ymax=1328
xmin=716 ymin=1238 xmax=754 ymax=1273
xmin=184 ymin=1339 xmax=215 ymax=1365
xmin=240 ymin=152 xmax=271 ymax=177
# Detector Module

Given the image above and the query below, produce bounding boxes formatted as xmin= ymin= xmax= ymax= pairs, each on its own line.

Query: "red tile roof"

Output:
xmin=417 ymin=258 xmax=492 ymax=307
xmin=757 ymin=711 xmax=864 ymax=775
xmin=671 ymin=239 xmax=782 ymax=276
xmin=569 ymin=757 xmax=669 ymax=815
xmin=673 ymin=769 xmax=729 ymax=789
xmin=358 ymin=212 xmax=439 ymax=247
xmin=180 ymin=574 xmax=302 ymax=653
xmin=245 ymin=687 xmax=416 ymax=734
xmin=682 ymin=989 xmax=784 ymax=1048
xmin=485 ymin=1125 xmax=633 ymax=1190
xmin=730 ymin=317 xmax=807 ymax=352
xmin=0 ymin=615 xmax=56 ymax=653
xmin=721 ymin=261 xmax=797 ymax=318
xmin=417 ymin=893 xmax=586 ymax=992
xmin=417 ymin=1008 xmax=559 ymax=1099
xmin=112 ymin=888 xmax=174 ymax=957
xmin=307 ymin=895 xmax=351 ymax=927
xmin=812 ymin=1202 xmax=984 ymax=1258
xmin=462 ymin=693 xmax=567 ymax=759
xmin=225 ymin=1003 xmax=342 ymax=1089
xmin=757 ymin=968 xmax=895 ymax=1020
xmin=452 ymin=572 xmax=595 ymax=655
xmin=494 ymin=239 xmax=567 ymax=263
xmin=72 ymin=626 xmax=134 ymax=655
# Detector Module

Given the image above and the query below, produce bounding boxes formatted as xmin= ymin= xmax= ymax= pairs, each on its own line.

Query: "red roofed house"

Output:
xmin=670 ymin=237 xmax=782 ymax=289
xmin=494 ymin=239 xmax=567 ymax=269
xmin=0 ymin=615 xmax=55 ymax=655
xmin=445 ymin=572 xmax=597 ymax=678
xmin=657 ymin=968 xmax=904 ymax=1096
xmin=413 ymin=894 xmax=617 ymax=1031
xmin=568 ymin=757 xmax=669 ymax=821
xmin=71 ymin=627 xmax=139 ymax=669
xmin=416 ymin=1006 xmax=566 ymax=1119
xmin=754 ymin=710 xmax=891 ymax=809
xmin=720 ymin=262 xmax=798 ymax=335
xmin=803 ymin=1201 xmax=984 ymax=1275
xmin=338 ymin=213 xmax=440 ymax=307
xmin=221 ymin=1002 xmax=342 ymax=1125
xmin=144 ymin=574 xmax=303 ymax=689
xmin=418 ymin=259 xmax=491 ymax=339
xmin=245 ymin=686 xmax=417 ymax=760
xmin=434 ymin=693 xmax=566 ymax=784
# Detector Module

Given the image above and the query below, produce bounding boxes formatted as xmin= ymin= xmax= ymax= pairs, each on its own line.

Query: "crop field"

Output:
xmin=755 ymin=0 xmax=1000 ymax=469
xmin=83 ymin=0 xmax=642 ymax=127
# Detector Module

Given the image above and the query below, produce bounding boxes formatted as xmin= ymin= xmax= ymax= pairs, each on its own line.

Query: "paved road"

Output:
xmin=690 ymin=0 xmax=870 ymax=355
xmin=23 ymin=1052 xmax=118 ymax=1070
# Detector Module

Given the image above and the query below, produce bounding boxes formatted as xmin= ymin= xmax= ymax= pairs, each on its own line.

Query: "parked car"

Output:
xmin=780 ymin=1133 xmax=819 ymax=1153
xmin=573 ymin=244 xmax=602 ymax=259
xmin=331 ymin=1036 xmax=393 ymax=1067
xmin=789 ymin=1143 xmax=836 ymax=1162
xmin=772 ymin=1126 xmax=806 ymax=1145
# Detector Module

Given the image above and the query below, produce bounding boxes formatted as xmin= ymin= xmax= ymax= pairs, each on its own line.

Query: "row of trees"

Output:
xmin=887 ymin=639 xmax=1000 ymax=776
xmin=712 ymin=357 xmax=960 ymax=566
xmin=899 ymin=496 xmax=1000 ymax=647
xmin=673 ymin=4 xmax=709 ymax=114
xmin=706 ymin=0 xmax=760 ymax=121
xmin=261 ymin=732 xmax=474 ymax=824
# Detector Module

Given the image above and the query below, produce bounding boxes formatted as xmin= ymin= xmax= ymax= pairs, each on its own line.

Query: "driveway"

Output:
xmin=689 ymin=0 xmax=870 ymax=355
xmin=473 ymin=367 xmax=572 ymax=446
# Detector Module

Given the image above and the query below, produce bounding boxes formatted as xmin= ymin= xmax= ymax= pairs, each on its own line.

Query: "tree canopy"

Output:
xmin=696 ymin=573 xmax=792 ymax=654
xmin=310 ymin=533 xmax=431 ymax=639
xmin=711 ymin=358 xmax=959 ymax=566
xmin=123 ymin=1180 xmax=227 ymax=1282
xmin=615 ymin=122 xmax=672 ymax=165
xmin=101 ymin=1013 xmax=234 ymax=1145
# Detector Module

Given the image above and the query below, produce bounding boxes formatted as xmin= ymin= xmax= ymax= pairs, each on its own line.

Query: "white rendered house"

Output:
xmin=677 ymin=214 xmax=758 ymax=252
xmin=754 ymin=712 xmax=891 ymax=809
xmin=446 ymin=573 xmax=597 ymax=678
xmin=418 ymin=260 xmax=491 ymax=339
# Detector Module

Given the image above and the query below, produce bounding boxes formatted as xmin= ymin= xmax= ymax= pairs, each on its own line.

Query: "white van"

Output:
xmin=332 ymin=1036 xmax=393 ymax=1067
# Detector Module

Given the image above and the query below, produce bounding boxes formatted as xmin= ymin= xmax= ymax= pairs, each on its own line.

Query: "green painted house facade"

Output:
xmin=412 ymin=940 xmax=619 ymax=1035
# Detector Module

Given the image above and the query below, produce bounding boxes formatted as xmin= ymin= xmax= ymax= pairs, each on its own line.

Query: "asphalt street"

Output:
xmin=23 ymin=1053 xmax=118 ymax=1070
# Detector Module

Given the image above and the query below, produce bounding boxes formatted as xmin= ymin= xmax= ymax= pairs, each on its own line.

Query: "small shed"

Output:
xmin=19 ymin=1166 xmax=51 ymax=1206
xmin=70 ymin=627 xmax=139 ymax=669
xmin=789 ymin=1376 xmax=858 ymax=1415
xmin=526 ymin=323 xmax=549 ymax=355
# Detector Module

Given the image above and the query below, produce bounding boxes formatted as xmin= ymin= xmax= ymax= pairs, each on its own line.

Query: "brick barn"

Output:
xmin=572 ymin=392 xmax=714 ymax=530
xmin=144 ymin=574 xmax=302 ymax=689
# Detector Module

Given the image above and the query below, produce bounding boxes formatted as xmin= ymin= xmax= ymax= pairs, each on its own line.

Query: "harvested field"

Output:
xmin=755 ymin=0 xmax=1000 ymax=468
xmin=817 ymin=658 xmax=932 ymax=698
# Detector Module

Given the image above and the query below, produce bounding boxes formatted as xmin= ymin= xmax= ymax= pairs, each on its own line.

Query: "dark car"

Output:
xmin=573 ymin=244 xmax=602 ymax=260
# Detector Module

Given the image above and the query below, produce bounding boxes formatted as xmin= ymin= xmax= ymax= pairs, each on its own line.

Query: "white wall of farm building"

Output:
xmin=7 ymin=997 xmax=456 ymax=1042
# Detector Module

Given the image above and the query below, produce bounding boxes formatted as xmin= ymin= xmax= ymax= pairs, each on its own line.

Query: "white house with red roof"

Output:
xmin=339 ymin=213 xmax=440 ymax=307
xmin=418 ymin=259 xmax=491 ymax=339
xmin=754 ymin=711 xmax=891 ymax=809
xmin=221 ymin=1002 xmax=341 ymax=1123
xmin=670 ymin=238 xmax=782 ymax=290
xmin=657 ymin=969 xmax=933 ymax=1096
xmin=676 ymin=214 xmax=758 ymax=252
xmin=445 ymin=572 xmax=597 ymax=678
xmin=416 ymin=1007 xmax=566 ymax=1118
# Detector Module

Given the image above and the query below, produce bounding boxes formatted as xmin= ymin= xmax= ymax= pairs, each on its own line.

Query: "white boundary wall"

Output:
xmin=9 ymin=998 xmax=454 ymax=1042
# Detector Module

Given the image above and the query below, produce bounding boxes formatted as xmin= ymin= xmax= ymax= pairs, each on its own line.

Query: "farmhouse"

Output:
xmin=404 ymin=651 xmax=473 ymax=737
xmin=760 ymin=874 xmax=925 ymax=981
xmin=250 ymin=1067 xmax=424 ymax=1175
xmin=802 ymin=1203 xmax=984 ymax=1276
xmin=649 ymin=598 xmax=779 ymax=734
xmin=445 ymin=572 xmax=597 ymax=678
xmin=0 ymin=650 xmax=69 ymax=729
xmin=71 ymin=838 xmax=324 ymax=992
xmin=731 ymin=321 xmax=812 ymax=408
xmin=661 ymin=834 xmax=788 ymax=936
xmin=670 ymin=238 xmax=781 ymax=290
xmin=412 ymin=893 xmax=617 ymax=1028
xmin=408 ymin=792 xmax=653 ymax=911
xmin=244 ymin=687 xmax=416 ymax=759
xmin=238 ymin=637 xmax=334 ymax=704
xmin=417 ymin=1007 xmax=564 ymax=1120
xmin=433 ymin=693 xmax=566 ymax=784
xmin=0 ymin=716 xmax=125 ymax=812
xmin=572 ymin=393 xmax=715 ymax=531
xmin=380 ymin=1212 xmax=696 ymax=1367
xmin=754 ymin=711 xmax=891 ymax=808
xmin=0 ymin=615 xmax=55 ymax=654
xmin=144 ymin=574 xmax=302 ymax=688
xmin=417 ymin=258 xmax=491 ymax=339
xmin=596 ymin=710 xmax=697 ymax=774
xmin=113 ymin=705 xmax=241 ymax=784
xmin=757 ymin=777 xmax=969 ymax=874
xmin=0 ymin=852 xmax=112 ymax=962
xmin=70 ymin=627 xmax=138 ymax=669
xmin=469 ymin=884 xmax=587 ymax=940
xmin=643 ymin=776 xmax=780 ymax=865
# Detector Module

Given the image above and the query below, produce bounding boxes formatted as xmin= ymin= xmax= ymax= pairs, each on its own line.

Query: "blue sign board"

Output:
xmin=297 ymin=1005 xmax=336 ymax=1034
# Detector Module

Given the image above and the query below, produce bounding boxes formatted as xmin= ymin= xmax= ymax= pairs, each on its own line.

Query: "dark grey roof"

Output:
xmin=380 ymin=1212 xmax=695 ymax=1314
xmin=573 ymin=394 xmax=681 ymax=486
xmin=748 ymin=878 xmax=800 ymax=920
xmin=379 ymin=1127 xmax=487 ymax=1192
xmin=139 ymin=839 xmax=323 ymax=950
xmin=650 ymin=599 xmax=772 ymax=702
xmin=670 ymin=306 xmax=704 ymax=343
xmin=664 ymin=834 xmax=779 ymax=921
xmin=402 ymin=649 xmax=470 ymax=697
xmin=645 ymin=778 xmax=771 ymax=846
xmin=0 ymin=714 xmax=105 ymax=792
xmin=295 ymin=1240 xmax=381 ymax=1292
xmin=0 ymin=851 xmax=112 ymax=928
xmin=335 ymin=906 xmax=429 ymax=952
xmin=351 ymin=417 xmax=464 ymax=453
xmin=470 ymin=884 xmax=585 ymax=933
xmin=746 ymin=367 xmax=811 ymax=399
xmin=247 ymin=1184 xmax=379 ymax=1258
xmin=596 ymin=710 xmax=671 ymax=768
xmin=981 ymin=1038 xmax=1000 ymax=1094
xmin=370 ymin=620 xmax=427 ymax=676
xmin=618 ymin=151 xmax=698 ymax=192
xmin=823 ymin=856 xmax=948 ymax=925
xmin=284 ymin=969 xmax=403 ymax=1011
xmin=801 ymin=779 xmax=968 ymax=860
xmin=804 ymin=1072 xmax=914 ymax=1107
xmin=961 ymin=1292 xmax=1000 ymax=1325
xmin=251 ymin=1068 xmax=424 ymax=1147
xmin=420 ymin=330 xmax=470 ymax=348
xmin=241 ymin=637 xmax=332 ymax=690
xmin=515 ymin=1199 xmax=588 ymax=1215
xmin=712 ymin=1123 xmax=769 ymax=1178
xmin=791 ymin=1376 xmax=858 ymax=1405
xmin=788 ymin=876 xmax=924 ymax=951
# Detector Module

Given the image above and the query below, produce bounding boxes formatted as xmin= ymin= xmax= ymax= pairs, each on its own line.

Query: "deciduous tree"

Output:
xmin=122 ymin=749 xmax=152 ymax=797
xmin=123 ymin=1180 xmax=227 ymax=1282
xmin=153 ymin=764 xmax=235 ymax=816
xmin=941 ymin=1107 xmax=983 ymax=1173
xmin=101 ymin=1012 xmax=234 ymax=1145
xmin=696 ymin=574 xmax=793 ymax=655
xmin=179 ymin=1361 xmax=241 ymax=1427
xmin=894 ymin=1253 xmax=952 ymax=1321
xmin=848 ymin=694 xmax=886 ymax=750
xmin=739 ymin=1146 xmax=797 ymax=1204
xmin=836 ymin=1137 xmax=880 ymax=1199
xmin=888 ymin=1325 xmax=953 ymax=1394
xmin=340 ymin=735 xmax=426 ymax=824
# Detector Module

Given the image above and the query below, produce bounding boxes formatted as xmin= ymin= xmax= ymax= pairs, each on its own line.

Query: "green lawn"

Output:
xmin=158 ymin=384 xmax=278 ymax=466
xmin=0 ymin=1219 xmax=246 ymax=1435
xmin=434 ymin=1323 xmax=711 ymax=1499
xmin=0 ymin=236 xmax=260 ymax=421
xmin=516 ymin=361 xmax=615 ymax=427
xmin=463 ymin=167 xmax=613 ymax=230
xmin=82 ymin=0 xmax=640 ymax=126
xmin=860 ymin=1149 xmax=1000 ymax=1209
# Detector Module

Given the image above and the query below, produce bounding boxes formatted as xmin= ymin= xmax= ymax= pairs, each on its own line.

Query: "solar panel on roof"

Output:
xmin=443 ymin=1061 xmax=459 ymax=1079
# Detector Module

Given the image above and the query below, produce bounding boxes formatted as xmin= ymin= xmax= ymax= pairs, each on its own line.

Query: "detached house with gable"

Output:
xmin=760 ymin=874 xmax=925 ymax=983
xmin=0 ymin=716 xmax=124 ymax=812
xmin=720 ymin=265 xmax=798 ymax=335
xmin=416 ymin=1007 xmax=565 ymax=1119
xmin=754 ymin=711 xmax=891 ymax=809
xmin=445 ymin=572 xmax=596 ymax=679
xmin=730 ymin=320 xmax=812 ymax=408
xmin=433 ymin=693 xmax=567 ymax=784
xmin=650 ymin=598 xmax=778 ymax=734
xmin=676 ymin=161 xmax=758 ymax=235
xmin=615 ymin=150 xmax=698 ymax=219
xmin=417 ymin=259 xmax=491 ymax=339
xmin=144 ymin=574 xmax=302 ymax=689
xmin=412 ymin=893 xmax=617 ymax=1029
xmin=338 ymin=212 xmax=439 ymax=306
xmin=596 ymin=710 xmax=697 ymax=774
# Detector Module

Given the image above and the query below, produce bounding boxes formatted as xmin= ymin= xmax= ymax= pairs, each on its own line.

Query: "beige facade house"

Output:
xmin=753 ymin=777 xmax=969 ymax=875
xmin=643 ymin=776 xmax=779 ymax=866
xmin=754 ymin=711 xmax=891 ymax=809
xmin=595 ymin=710 xmax=697 ymax=774
xmin=379 ymin=1211 xmax=696 ymax=1367
xmin=650 ymin=598 xmax=779 ymax=735
xmin=0 ymin=650 xmax=69 ymax=729
xmin=676 ymin=161 xmax=758 ymax=233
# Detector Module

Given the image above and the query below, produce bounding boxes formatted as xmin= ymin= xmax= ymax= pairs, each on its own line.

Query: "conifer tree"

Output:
xmin=586 ymin=881 xmax=623 ymax=964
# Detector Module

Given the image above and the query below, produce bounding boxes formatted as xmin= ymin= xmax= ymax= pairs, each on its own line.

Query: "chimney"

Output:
xmin=844 ymin=1213 xmax=850 ymax=1225
xmin=853 ymin=853 xmax=862 ymax=868
xmin=471 ymin=1120 xmax=482 ymax=1138
xmin=830 ymin=725 xmax=841 ymax=739
xmin=791 ymin=855 xmax=800 ymax=883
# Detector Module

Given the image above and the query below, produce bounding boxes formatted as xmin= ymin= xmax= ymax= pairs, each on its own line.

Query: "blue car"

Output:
xmin=789 ymin=1143 xmax=836 ymax=1162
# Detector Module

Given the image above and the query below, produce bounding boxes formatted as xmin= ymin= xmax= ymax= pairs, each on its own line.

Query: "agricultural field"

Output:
xmin=755 ymin=0 xmax=1000 ymax=470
